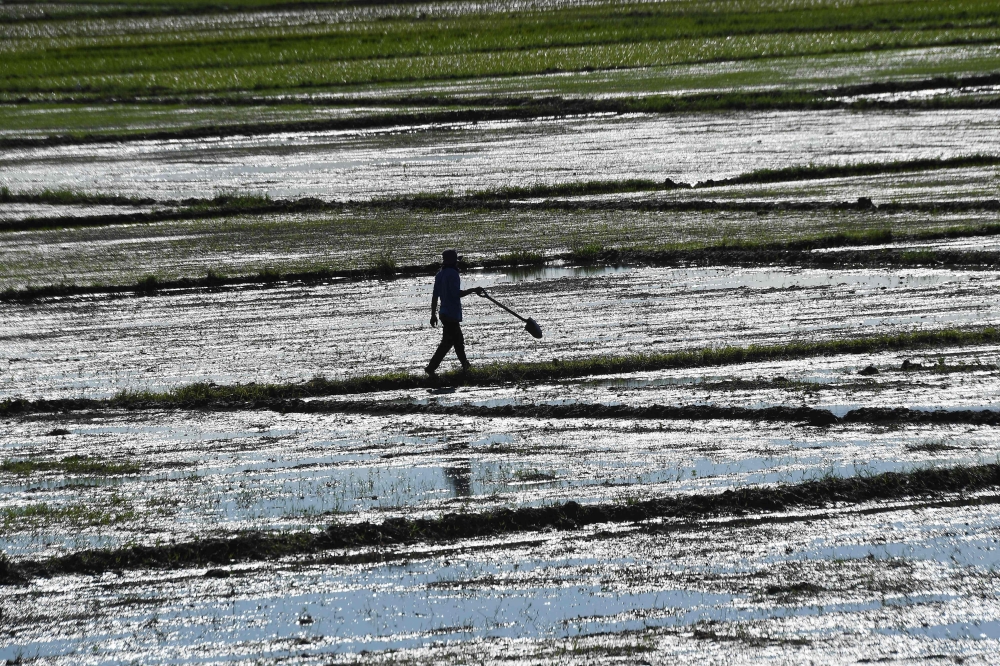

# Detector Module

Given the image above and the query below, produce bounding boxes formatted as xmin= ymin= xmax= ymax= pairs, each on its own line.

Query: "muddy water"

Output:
xmin=3 ymin=404 xmax=999 ymax=559
xmin=0 ymin=266 xmax=996 ymax=400
xmin=3 ymin=498 xmax=999 ymax=663
xmin=2 ymin=110 xmax=998 ymax=200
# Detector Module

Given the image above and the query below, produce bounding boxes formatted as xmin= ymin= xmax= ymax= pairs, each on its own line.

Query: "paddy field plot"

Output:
xmin=4 ymin=0 xmax=1000 ymax=663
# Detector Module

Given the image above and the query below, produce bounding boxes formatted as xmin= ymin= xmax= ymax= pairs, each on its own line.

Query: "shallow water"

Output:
xmin=0 ymin=266 xmax=995 ymax=400
xmin=3 ymin=497 xmax=999 ymax=664
xmin=2 ymin=402 xmax=998 ymax=559
xmin=2 ymin=110 xmax=998 ymax=200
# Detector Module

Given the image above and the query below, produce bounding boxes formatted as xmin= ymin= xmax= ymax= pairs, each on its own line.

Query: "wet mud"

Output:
xmin=4 ymin=110 xmax=998 ymax=201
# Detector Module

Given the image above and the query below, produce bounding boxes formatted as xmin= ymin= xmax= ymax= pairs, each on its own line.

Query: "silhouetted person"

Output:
xmin=426 ymin=249 xmax=482 ymax=376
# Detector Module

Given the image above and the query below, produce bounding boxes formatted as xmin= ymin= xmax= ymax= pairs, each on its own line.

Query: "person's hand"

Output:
xmin=430 ymin=314 xmax=438 ymax=327
xmin=474 ymin=287 xmax=485 ymax=296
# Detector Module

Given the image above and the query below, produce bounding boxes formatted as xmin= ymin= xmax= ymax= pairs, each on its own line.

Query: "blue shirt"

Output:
xmin=433 ymin=266 xmax=462 ymax=321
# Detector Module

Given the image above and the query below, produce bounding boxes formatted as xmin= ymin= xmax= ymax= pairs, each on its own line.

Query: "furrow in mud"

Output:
xmin=7 ymin=392 xmax=1000 ymax=428
xmin=4 ymin=462 xmax=999 ymax=583
xmin=6 ymin=198 xmax=1000 ymax=234
xmin=7 ymin=242 xmax=1000 ymax=303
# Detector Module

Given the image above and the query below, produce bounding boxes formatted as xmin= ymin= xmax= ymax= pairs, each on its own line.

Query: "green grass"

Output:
xmin=0 ymin=186 xmax=153 ymax=207
xmin=696 ymin=154 xmax=1000 ymax=188
xmin=367 ymin=249 xmax=398 ymax=277
xmin=105 ymin=327 xmax=1000 ymax=406
xmin=0 ymin=455 xmax=142 ymax=476
xmin=2 ymin=497 xmax=135 ymax=528
xmin=4 ymin=1 xmax=1000 ymax=96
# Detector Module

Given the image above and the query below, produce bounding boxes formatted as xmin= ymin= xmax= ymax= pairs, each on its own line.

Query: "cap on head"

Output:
xmin=441 ymin=249 xmax=459 ymax=265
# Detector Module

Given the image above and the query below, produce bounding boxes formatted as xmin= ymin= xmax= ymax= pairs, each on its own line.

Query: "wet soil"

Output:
xmin=3 ymin=110 xmax=998 ymax=201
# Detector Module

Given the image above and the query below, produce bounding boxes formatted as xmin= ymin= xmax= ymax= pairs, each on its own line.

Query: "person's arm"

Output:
xmin=430 ymin=294 xmax=438 ymax=327
xmin=459 ymin=287 xmax=485 ymax=297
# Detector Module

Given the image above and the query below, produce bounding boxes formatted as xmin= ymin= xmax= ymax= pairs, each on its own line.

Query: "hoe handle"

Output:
xmin=479 ymin=290 xmax=527 ymax=322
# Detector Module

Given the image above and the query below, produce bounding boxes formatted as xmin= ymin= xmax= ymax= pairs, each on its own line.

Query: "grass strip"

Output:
xmin=111 ymin=327 xmax=1000 ymax=403
xmin=0 ymin=455 xmax=141 ymax=476
xmin=694 ymin=154 xmax=1000 ymax=189
xmin=0 ymin=187 xmax=155 ymax=207
xmin=4 ymin=462 xmax=999 ymax=583
xmin=15 ymin=72 xmax=1000 ymax=109
xmin=6 ymin=394 xmax=1000 ymax=430
xmin=2 ymin=501 xmax=135 ymax=529
xmin=0 ymin=327 xmax=992 ymax=415
xmin=3 ymin=196 xmax=1000 ymax=237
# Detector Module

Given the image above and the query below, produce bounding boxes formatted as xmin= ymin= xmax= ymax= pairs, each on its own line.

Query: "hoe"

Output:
xmin=478 ymin=289 xmax=543 ymax=339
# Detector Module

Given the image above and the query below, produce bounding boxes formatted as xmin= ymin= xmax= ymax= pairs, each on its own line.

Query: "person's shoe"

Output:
xmin=424 ymin=365 xmax=437 ymax=377
xmin=460 ymin=363 xmax=471 ymax=373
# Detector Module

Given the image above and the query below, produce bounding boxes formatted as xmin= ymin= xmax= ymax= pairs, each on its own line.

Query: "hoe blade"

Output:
xmin=524 ymin=317 xmax=543 ymax=339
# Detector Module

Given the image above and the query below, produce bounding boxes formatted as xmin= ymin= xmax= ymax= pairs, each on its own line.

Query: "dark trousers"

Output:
xmin=427 ymin=316 xmax=468 ymax=371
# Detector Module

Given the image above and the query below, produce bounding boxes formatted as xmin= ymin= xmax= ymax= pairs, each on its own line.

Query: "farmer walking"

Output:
xmin=426 ymin=249 xmax=483 ymax=376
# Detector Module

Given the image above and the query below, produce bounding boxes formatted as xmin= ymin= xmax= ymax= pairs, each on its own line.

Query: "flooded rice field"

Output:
xmin=2 ymin=265 xmax=998 ymax=400
xmin=3 ymin=110 xmax=999 ymax=200
xmin=5 ymin=9 xmax=1000 ymax=658
xmin=4 ymin=479 xmax=1000 ymax=663
xmin=4 ymin=404 xmax=1000 ymax=559
xmin=7 ymin=208 xmax=999 ymax=290
xmin=370 ymin=43 xmax=1000 ymax=100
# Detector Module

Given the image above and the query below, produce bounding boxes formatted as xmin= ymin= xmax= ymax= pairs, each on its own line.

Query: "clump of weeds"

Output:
xmin=1 ymin=455 xmax=141 ymax=476
xmin=134 ymin=274 xmax=159 ymax=294
xmin=569 ymin=240 xmax=604 ymax=263
xmin=495 ymin=249 xmax=545 ymax=266
xmin=368 ymin=249 xmax=398 ymax=277
xmin=256 ymin=267 xmax=283 ymax=283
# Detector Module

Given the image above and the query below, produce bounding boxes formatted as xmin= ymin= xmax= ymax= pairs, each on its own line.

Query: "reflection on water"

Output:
xmin=500 ymin=264 xmax=631 ymax=282
xmin=444 ymin=461 xmax=473 ymax=497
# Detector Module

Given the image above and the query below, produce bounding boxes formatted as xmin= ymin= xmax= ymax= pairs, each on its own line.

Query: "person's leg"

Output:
xmin=451 ymin=321 xmax=469 ymax=369
xmin=426 ymin=322 xmax=456 ymax=373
